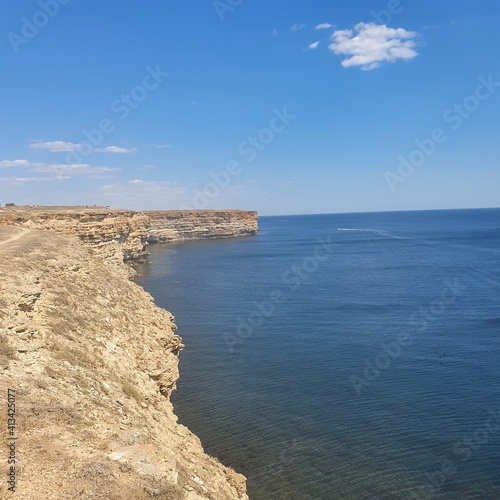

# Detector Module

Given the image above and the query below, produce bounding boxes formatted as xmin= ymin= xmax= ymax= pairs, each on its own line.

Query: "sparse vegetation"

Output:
xmin=60 ymin=404 xmax=85 ymax=425
xmin=0 ymin=298 xmax=8 ymax=318
xmin=142 ymin=478 xmax=184 ymax=499
xmin=208 ymin=453 xmax=221 ymax=464
xmin=122 ymin=380 xmax=141 ymax=403
xmin=44 ymin=365 xmax=60 ymax=379
xmin=53 ymin=344 xmax=98 ymax=369
xmin=34 ymin=377 xmax=50 ymax=390
xmin=47 ymin=318 xmax=77 ymax=340
xmin=0 ymin=335 xmax=16 ymax=360
xmin=72 ymin=371 xmax=91 ymax=390
xmin=81 ymin=462 xmax=114 ymax=487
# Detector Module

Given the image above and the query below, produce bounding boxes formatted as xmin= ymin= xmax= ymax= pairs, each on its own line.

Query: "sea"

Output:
xmin=135 ymin=208 xmax=500 ymax=500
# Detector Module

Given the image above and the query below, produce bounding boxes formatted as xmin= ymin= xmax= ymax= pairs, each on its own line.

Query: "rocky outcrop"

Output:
xmin=0 ymin=225 xmax=248 ymax=499
xmin=0 ymin=207 xmax=258 ymax=264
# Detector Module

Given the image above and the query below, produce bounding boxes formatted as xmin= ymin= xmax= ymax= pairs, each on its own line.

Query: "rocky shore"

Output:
xmin=0 ymin=208 xmax=255 ymax=499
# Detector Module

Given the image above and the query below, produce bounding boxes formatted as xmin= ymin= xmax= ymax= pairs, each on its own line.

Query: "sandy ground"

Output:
xmin=0 ymin=227 xmax=31 ymax=249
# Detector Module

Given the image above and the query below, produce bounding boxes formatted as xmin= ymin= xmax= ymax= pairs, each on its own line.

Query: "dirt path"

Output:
xmin=0 ymin=227 xmax=30 ymax=251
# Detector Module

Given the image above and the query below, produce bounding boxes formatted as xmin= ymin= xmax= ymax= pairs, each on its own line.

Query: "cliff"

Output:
xmin=146 ymin=210 xmax=258 ymax=243
xmin=0 ymin=225 xmax=248 ymax=499
xmin=0 ymin=207 xmax=258 ymax=264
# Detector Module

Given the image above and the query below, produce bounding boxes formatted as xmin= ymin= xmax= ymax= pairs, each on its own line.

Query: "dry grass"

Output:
xmin=139 ymin=478 xmax=184 ymax=499
xmin=45 ymin=315 xmax=77 ymax=340
xmin=0 ymin=335 xmax=16 ymax=360
xmin=46 ymin=308 xmax=95 ymax=341
xmin=34 ymin=377 xmax=50 ymax=390
xmin=72 ymin=371 xmax=91 ymax=390
xmin=58 ymin=404 xmax=86 ymax=426
xmin=50 ymin=338 xmax=99 ymax=369
xmin=0 ymin=298 xmax=8 ymax=319
xmin=78 ymin=463 xmax=184 ymax=500
xmin=81 ymin=462 xmax=114 ymax=486
xmin=122 ymin=380 xmax=141 ymax=404
xmin=208 ymin=453 xmax=221 ymax=464
xmin=44 ymin=365 xmax=60 ymax=379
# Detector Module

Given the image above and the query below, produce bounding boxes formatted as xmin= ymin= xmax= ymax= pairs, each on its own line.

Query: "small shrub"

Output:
xmin=81 ymin=462 xmax=113 ymax=486
xmin=0 ymin=335 xmax=16 ymax=359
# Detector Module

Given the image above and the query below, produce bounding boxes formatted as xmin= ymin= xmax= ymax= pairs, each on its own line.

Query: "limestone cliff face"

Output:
xmin=0 ymin=207 xmax=258 ymax=264
xmin=145 ymin=210 xmax=258 ymax=243
xmin=0 ymin=226 xmax=248 ymax=499
xmin=0 ymin=208 xmax=148 ymax=263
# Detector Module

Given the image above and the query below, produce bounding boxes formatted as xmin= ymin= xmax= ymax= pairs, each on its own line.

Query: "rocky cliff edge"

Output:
xmin=0 ymin=223 xmax=248 ymax=499
xmin=0 ymin=207 xmax=259 ymax=265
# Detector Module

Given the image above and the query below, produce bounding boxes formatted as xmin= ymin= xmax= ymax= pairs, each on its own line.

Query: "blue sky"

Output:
xmin=1 ymin=0 xmax=499 ymax=215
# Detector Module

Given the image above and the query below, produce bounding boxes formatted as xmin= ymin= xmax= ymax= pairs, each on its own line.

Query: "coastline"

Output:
xmin=0 ymin=206 xmax=258 ymax=264
xmin=0 ymin=207 xmax=257 ymax=499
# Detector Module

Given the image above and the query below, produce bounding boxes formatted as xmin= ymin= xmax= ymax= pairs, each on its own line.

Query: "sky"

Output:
xmin=1 ymin=0 xmax=499 ymax=215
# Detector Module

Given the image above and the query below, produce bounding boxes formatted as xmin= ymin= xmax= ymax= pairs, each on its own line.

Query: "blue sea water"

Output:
xmin=135 ymin=209 xmax=500 ymax=499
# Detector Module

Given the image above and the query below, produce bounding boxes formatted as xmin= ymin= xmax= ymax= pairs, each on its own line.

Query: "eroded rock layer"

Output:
xmin=146 ymin=210 xmax=258 ymax=243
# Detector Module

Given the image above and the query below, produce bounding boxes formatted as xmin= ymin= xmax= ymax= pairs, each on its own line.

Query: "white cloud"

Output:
xmin=0 ymin=159 xmax=31 ymax=168
xmin=30 ymin=141 xmax=81 ymax=152
xmin=329 ymin=23 xmax=418 ymax=70
xmin=291 ymin=24 xmax=306 ymax=32
xmin=30 ymin=163 xmax=119 ymax=180
xmin=156 ymin=144 xmax=171 ymax=149
xmin=95 ymin=146 xmax=137 ymax=154
xmin=0 ymin=176 xmax=49 ymax=185
xmin=272 ymin=29 xmax=278 ymax=37
xmin=0 ymin=160 xmax=118 ymax=181
xmin=315 ymin=23 xmax=333 ymax=30
xmin=309 ymin=41 xmax=320 ymax=50
xmin=128 ymin=179 xmax=144 ymax=185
